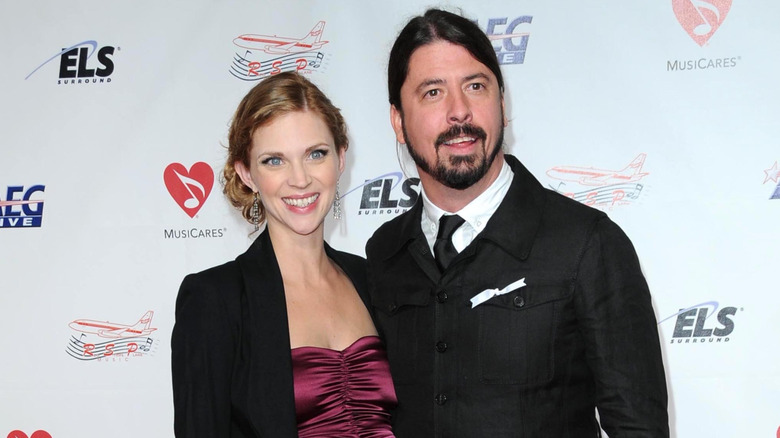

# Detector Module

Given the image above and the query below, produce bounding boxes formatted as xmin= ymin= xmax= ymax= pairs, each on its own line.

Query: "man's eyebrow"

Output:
xmin=414 ymin=78 xmax=444 ymax=94
xmin=464 ymin=72 xmax=491 ymax=83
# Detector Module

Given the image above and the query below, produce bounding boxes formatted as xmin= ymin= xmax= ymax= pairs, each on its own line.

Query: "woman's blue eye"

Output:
xmin=262 ymin=157 xmax=282 ymax=166
xmin=310 ymin=149 xmax=328 ymax=159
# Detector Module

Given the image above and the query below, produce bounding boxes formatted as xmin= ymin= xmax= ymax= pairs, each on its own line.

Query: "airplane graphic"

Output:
xmin=233 ymin=21 xmax=329 ymax=55
xmin=546 ymin=154 xmax=649 ymax=186
xmin=69 ymin=311 xmax=157 ymax=339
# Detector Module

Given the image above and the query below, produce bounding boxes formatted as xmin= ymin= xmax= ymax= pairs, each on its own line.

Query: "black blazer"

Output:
xmin=366 ymin=155 xmax=668 ymax=437
xmin=171 ymin=229 xmax=369 ymax=437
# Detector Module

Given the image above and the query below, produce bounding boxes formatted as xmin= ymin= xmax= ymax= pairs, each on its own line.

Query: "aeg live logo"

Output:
xmin=0 ymin=185 xmax=45 ymax=228
xmin=478 ymin=16 xmax=532 ymax=65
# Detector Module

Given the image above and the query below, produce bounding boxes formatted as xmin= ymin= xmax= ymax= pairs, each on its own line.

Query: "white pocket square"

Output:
xmin=470 ymin=278 xmax=527 ymax=308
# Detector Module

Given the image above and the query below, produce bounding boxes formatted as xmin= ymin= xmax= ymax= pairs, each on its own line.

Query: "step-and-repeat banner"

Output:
xmin=2 ymin=1 xmax=778 ymax=437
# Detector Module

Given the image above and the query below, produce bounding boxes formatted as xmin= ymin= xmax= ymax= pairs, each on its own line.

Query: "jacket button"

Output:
xmin=436 ymin=291 xmax=448 ymax=303
xmin=435 ymin=393 xmax=447 ymax=405
xmin=513 ymin=296 xmax=525 ymax=308
xmin=388 ymin=303 xmax=398 ymax=313
xmin=435 ymin=341 xmax=448 ymax=353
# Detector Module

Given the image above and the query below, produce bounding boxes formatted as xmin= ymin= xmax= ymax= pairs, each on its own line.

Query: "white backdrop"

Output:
xmin=2 ymin=1 xmax=779 ymax=437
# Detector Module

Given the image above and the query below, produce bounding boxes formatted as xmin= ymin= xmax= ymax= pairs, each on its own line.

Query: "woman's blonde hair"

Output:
xmin=223 ymin=72 xmax=348 ymax=224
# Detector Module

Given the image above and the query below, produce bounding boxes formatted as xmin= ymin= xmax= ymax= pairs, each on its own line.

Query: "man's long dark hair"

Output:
xmin=387 ymin=9 xmax=504 ymax=110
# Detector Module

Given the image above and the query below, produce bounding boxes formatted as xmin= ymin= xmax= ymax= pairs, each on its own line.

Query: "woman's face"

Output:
xmin=235 ymin=110 xmax=345 ymax=238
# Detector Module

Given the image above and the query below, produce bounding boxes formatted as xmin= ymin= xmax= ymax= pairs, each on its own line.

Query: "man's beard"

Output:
xmin=402 ymin=117 xmax=504 ymax=190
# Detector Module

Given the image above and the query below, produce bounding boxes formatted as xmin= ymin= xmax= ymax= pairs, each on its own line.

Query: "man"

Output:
xmin=365 ymin=9 xmax=669 ymax=437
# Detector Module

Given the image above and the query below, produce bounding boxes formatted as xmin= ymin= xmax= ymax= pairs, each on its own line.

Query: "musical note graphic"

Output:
xmin=672 ymin=0 xmax=731 ymax=47
xmin=549 ymin=181 xmax=645 ymax=210
xmin=140 ymin=337 xmax=154 ymax=352
xmin=310 ymin=52 xmax=324 ymax=68
xmin=631 ymin=184 xmax=644 ymax=198
xmin=688 ymin=0 xmax=720 ymax=35
xmin=173 ymin=169 xmax=206 ymax=209
xmin=163 ymin=162 xmax=215 ymax=217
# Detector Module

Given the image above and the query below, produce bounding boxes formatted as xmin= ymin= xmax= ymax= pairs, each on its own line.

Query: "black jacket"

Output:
xmin=366 ymin=155 xmax=668 ymax=437
xmin=171 ymin=229 xmax=369 ymax=437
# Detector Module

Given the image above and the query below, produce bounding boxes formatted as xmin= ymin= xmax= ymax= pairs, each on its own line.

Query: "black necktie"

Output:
xmin=434 ymin=214 xmax=465 ymax=271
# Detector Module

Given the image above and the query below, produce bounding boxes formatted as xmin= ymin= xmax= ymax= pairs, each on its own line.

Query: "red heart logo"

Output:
xmin=163 ymin=162 xmax=214 ymax=218
xmin=7 ymin=432 xmax=52 ymax=438
xmin=673 ymin=0 xmax=731 ymax=46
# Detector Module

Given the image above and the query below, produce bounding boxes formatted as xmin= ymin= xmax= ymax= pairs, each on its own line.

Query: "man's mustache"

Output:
xmin=435 ymin=124 xmax=487 ymax=147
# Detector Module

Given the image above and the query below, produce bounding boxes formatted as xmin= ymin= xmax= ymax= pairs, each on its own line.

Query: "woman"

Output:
xmin=171 ymin=72 xmax=396 ymax=437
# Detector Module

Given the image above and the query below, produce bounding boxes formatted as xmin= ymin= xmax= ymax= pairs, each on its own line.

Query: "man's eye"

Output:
xmin=425 ymin=89 xmax=440 ymax=98
xmin=468 ymin=83 xmax=484 ymax=91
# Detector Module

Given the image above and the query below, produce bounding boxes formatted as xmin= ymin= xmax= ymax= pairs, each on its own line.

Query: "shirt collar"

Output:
xmin=421 ymin=159 xmax=513 ymax=248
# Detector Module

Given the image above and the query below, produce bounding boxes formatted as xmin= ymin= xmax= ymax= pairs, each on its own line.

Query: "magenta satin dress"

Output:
xmin=291 ymin=335 xmax=397 ymax=437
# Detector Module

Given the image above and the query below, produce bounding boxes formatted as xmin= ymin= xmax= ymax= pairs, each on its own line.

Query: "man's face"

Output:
xmin=391 ymin=41 xmax=506 ymax=190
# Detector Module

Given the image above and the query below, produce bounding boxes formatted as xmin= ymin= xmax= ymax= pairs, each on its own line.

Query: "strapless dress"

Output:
xmin=291 ymin=335 xmax=397 ymax=437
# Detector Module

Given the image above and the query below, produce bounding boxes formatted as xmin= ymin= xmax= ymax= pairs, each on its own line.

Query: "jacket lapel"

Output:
xmin=376 ymin=200 xmax=441 ymax=283
xmin=376 ymin=155 xmax=546 ymax=282
xmin=473 ymin=154 xmax=547 ymax=262
xmin=236 ymin=230 xmax=298 ymax=436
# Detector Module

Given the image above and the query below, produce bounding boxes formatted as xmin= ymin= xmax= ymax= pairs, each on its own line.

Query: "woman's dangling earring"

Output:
xmin=333 ymin=180 xmax=342 ymax=220
xmin=252 ymin=192 xmax=260 ymax=231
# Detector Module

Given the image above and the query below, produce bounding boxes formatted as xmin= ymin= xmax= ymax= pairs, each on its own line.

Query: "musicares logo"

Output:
xmin=7 ymin=431 xmax=51 ymax=438
xmin=163 ymin=162 xmax=214 ymax=218
xmin=672 ymin=0 xmax=731 ymax=46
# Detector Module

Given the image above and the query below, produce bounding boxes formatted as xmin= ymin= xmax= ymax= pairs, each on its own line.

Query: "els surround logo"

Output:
xmin=163 ymin=162 xmax=225 ymax=239
xmin=658 ymin=301 xmax=741 ymax=344
xmin=546 ymin=154 xmax=648 ymax=210
xmin=343 ymin=172 xmax=421 ymax=217
xmin=25 ymin=40 xmax=117 ymax=84
xmin=477 ymin=16 xmax=532 ymax=65
xmin=0 ymin=185 xmax=45 ymax=228
xmin=230 ymin=21 xmax=329 ymax=81
xmin=668 ymin=1 xmax=739 ymax=72
xmin=7 ymin=432 xmax=52 ymax=438
xmin=762 ymin=161 xmax=780 ymax=200
xmin=65 ymin=311 xmax=159 ymax=362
